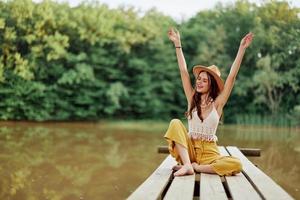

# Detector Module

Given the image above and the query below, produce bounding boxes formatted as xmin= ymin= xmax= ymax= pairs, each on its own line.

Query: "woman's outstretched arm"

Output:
xmin=168 ymin=27 xmax=194 ymax=105
xmin=216 ymin=32 xmax=254 ymax=108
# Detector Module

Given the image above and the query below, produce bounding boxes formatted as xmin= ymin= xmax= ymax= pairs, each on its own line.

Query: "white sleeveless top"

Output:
xmin=188 ymin=102 xmax=220 ymax=142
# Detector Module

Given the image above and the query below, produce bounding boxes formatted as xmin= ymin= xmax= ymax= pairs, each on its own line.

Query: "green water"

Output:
xmin=0 ymin=120 xmax=299 ymax=199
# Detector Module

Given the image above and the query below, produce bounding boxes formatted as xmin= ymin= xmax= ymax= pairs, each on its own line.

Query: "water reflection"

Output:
xmin=103 ymin=136 xmax=127 ymax=168
xmin=217 ymin=125 xmax=300 ymax=199
xmin=0 ymin=121 xmax=299 ymax=199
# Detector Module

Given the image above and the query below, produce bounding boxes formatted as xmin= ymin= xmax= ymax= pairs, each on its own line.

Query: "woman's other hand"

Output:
xmin=240 ymin=32 xmax=254 ymax=49
xmin=168 ymin=27 xmax=181 ymax=47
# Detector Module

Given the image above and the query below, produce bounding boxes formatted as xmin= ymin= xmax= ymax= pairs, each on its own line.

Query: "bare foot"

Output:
xmin=172 ymin=165 xmax=182 ymax=171
xmin=173 ymin=164 xmax=194 ymax=176
xmin=191 ymin=162 xmax=201 ymax=172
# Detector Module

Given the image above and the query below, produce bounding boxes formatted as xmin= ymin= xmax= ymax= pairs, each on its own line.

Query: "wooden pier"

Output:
xmin=127 ymin=146 xmax=294 ymax=200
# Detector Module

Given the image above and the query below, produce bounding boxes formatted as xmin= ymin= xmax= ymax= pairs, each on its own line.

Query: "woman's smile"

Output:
xmin=197 ymin=84 xmax=204 ymax=90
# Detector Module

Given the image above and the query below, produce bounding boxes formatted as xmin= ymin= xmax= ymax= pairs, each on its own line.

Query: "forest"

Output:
xmin=0 ymin=0 xmax=299 ymax=125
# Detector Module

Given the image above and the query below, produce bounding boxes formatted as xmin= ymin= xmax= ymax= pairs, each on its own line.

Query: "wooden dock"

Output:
xmin=127 ymin=146 xmax=294 ymax=200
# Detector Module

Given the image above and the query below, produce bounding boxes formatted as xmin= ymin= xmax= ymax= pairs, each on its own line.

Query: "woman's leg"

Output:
xmin=210 ymin=156 xmax=243 ymax=176
xmin=164 ymin=119 xmax=195 ymax=176
xmin=192 ymin=141 xmax=242 ymax=175
xmin=173 ymin=143 xmax=194 ymax=176
xmin=192 ymin=156 xmax=242 ymax=175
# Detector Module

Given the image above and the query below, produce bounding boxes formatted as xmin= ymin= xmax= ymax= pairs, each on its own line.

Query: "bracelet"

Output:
xmin=175 ymin=46 xmax=182 ymax=48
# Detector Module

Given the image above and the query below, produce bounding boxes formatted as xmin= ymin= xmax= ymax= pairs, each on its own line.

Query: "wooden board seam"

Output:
xmin=224 ymin=146 xmax=266 ymax=200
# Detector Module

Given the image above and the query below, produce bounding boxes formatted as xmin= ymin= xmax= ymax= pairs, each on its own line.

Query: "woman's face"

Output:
xmin=196 ymin=71 xmax=210 ymax=93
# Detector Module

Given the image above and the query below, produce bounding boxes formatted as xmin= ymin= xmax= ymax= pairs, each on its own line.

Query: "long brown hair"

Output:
xmin=185 ymin=72 xmax=221 ymax=121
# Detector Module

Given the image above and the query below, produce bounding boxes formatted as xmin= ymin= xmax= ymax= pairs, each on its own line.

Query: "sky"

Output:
xmin=55 ymin=0 xmax=300 ymax=21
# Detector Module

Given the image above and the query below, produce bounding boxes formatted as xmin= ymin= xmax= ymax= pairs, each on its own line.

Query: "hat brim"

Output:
xmin=193 ymin=65 xmax=224 ymax=92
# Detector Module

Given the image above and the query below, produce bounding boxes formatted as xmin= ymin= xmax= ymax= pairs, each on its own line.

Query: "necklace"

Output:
xmin=200 ymin=98 xmax=213 ymax=108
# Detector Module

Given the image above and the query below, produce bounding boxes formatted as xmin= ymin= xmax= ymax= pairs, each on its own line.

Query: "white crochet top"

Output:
xmin=188 ymin=102 xmax=219 ymax=142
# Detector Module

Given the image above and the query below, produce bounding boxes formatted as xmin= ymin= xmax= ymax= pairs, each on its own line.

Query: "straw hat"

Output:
xmin=192 ymin=65 xmax=224 ymax=92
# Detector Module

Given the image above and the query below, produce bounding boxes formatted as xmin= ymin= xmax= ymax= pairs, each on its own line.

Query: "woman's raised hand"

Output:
xmin=168 ymin=27 xmax=181 ymax=46
xmin=240 ymin=32 xmax=254 ymax=49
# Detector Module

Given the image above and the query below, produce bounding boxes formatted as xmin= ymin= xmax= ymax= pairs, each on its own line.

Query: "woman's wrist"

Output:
xmin=174 ymin=42 xmax=182 ymax=48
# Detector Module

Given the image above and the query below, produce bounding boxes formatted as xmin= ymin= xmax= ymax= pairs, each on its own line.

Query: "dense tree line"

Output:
xmin=0 ymin=0 xmax=299 ymax=125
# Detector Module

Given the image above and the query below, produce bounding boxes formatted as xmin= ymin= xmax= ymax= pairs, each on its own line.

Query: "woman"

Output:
xmin=165 ymin=27 xmax=253 ymax=176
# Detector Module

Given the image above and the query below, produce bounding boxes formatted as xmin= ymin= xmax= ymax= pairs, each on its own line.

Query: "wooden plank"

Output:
xmin=127 ymin=155 xmax=177 ymax=200
xmin=200 ymin=173 xmax=228 ymax=200
xmin=226 ymin=146 xmax=294 ymax=200
xmin=225 ymin=173 xmax=262 ymax=200
xmin=164 ymin=174 xmax=195 ymax=200
xmin=220 ymin=146 xmax=262 ymax=200
xmin=218 ymin=146 xmax=229 ymax=156
xmin=239 ymin=148 xmax=260 ymax=157
xmin=157 ymin=146 xmax=260 ymax=157
xmin=199 ymin=146 xmax=227 ymax=200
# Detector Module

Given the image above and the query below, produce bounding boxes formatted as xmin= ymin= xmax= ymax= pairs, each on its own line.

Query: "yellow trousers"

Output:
xmin=164 ymin=119 xmax=242 ymax=176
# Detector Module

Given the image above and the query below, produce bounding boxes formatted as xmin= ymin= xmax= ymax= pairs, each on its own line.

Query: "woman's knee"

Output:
xmin=165 ymin=118 xmax=188 ymax=145
xmin=231 ymin=158 xmax=243 ymax=172
xmin=168 ymin=119 xmax=185 ymax=134
xmin=219 ymin=157 xmax=243 ymax=175
xmin=170 ymin=119 xmax=182 ymax=126
xmin=170 ymin=118 xmax=182 ymax=126
xmin=213 ymin=159 xmax=243 ymax=176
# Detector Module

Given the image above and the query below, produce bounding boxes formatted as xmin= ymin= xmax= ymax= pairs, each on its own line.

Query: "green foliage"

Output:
xmin=290 ymin=105 xmax=300 ymax=126
xmin=0 ymin=0 xmax=299 ymax=125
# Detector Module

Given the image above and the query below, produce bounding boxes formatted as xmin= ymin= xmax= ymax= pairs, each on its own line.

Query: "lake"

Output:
xmin=0 ymin=120 xmax=299 ymax=199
